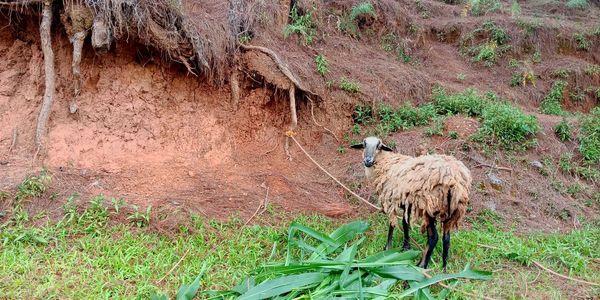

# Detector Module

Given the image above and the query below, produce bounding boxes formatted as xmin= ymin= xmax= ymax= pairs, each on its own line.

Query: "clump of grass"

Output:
xmin=554 ymin=119 xmax=572 ymax=141
xmin=551 ymin=68 xmax=570 ymax=79
xmin=540 ymin=80 xmax=567 ymax=115
xmin=284 ymin=5 xmax=317 ymax=45
xmin=314 ymin=54 xmax=329 ymax=76
xmin=573 ymin=33 xmax=590 ymax=51
xmin=510 ymin=73 xmax=523 ymax=87
xmin=508 ymin=58 xmax=521 ymax=68
xmin=15 ymin=171 xmax=51 ymax=203
xmin=584 ymin=64 xmax=600 ymax=76
xmin=338 ymin=2 xmax=377 ymax=38
xmin=566 ymin=0 xmax=589 ymax=9
xmin=433 ymin=87 xmax=539 ymax=149
xmin=510 ymin=0 xmax=521 ymax=18
xmin=352 ymin=104 xmax=374 ymax=125
xmin=339 ymin=78 xmax=361 ymax=93
xmin=375 ymin=103 xmax=437 ymax=135
xmin=516 ymin=18 xmax=542 ymax=35
xmin=462 ymin=21 xmax=511 ymax=66
xmin=578 ymin=107 xmax=600 ymax=163
xmin=424 ymin=116 xmax=446 ymax=136
xmin=532 ymin=50 xmax=541 ymax=63
xmin=238 ymin=33 xmax=252 ymax=44
xmin=415 ymin=0 xmax=430 ymax=18
xmin=467 ymin=0 xmax=502 ymax=16
xmin=380 ymin=33 xmax=412 ymax=63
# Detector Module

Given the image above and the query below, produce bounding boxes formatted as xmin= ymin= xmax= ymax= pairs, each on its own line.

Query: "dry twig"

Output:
xmin=243 ymin=187 xmax=269 ymax=227
xmin=156 ymin=248 xmax=191 ymax=284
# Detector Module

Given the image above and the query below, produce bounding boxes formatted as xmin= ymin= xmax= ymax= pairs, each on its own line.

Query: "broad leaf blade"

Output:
xmin=176 ymin=262 xmax=208 ymax=300
xmin=369 ymin=265 xmax=425 ymax=281
xmin=237 ymin=272 xmax=327 ymax=300
xmin=398 ymin=267 xmax=492 ymax=297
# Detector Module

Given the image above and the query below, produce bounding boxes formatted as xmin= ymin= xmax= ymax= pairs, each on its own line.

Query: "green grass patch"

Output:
xmin=540 ymin=80 xmax=567 ymax=115
xmin=462 ymin=21 xmax=511 ymax=66
xmin=339 ymin=78 xmax=361 ymax=93
xmin=1 ymin=210 xmax=597 ymax=299
xmin=554 ymin=119 xmax=572 ymax=141
xmin=578 ymin=107 xmax=600 ymax=164
xmin=338 ymin=1 xmax=377 ymax=38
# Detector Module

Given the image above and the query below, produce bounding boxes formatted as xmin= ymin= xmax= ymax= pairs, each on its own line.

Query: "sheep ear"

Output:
xmin=380 ymin=144 xmax=393 ymax=152
xmin=350 ymin=143 xmax=364 ymax=149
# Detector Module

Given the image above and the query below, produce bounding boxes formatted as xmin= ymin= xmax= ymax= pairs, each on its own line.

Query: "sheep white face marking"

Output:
xmin=350 ymin=136 xmax=393 ymax=171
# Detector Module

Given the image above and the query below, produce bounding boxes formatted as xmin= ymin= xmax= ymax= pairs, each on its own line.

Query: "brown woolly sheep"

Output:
xmin=351 ymin=136 xmax=472 ymax=271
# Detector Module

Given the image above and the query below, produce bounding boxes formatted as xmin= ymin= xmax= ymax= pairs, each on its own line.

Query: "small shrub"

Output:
xmin=339 ymin=78 xmax=361 ymax=93
xmin=566 ymin=0 xmax=589 ymax=9
xmin=508 ymin=59 xmax=521 ymax=68
xmin=573 ymin=33 xmax=590 ymax=51
xmin=584 ymin=64 xmax=600 ymax=76
xmin=569 ymin=88 xmax=585 ymax=102
xmin=510 ymin=73 xmax=523 ymax=87
xmin=350 ymin=2 xmax=377 ymax=21
xmin=540 ymin=80 xmax=567 ymax=115
xmin=532 ymin=50 xmax=541 ymax=63
xmin=510 ymin=0 xmax=521 ymax=17
xmin=352 ymin=124 xmax=361 ymax=135
xmin=424 ymin=116 xmax=445 ymax=136
xmin=554 ymin=119 xmax=572 ymax=141
xmin=475 ymin=102 xmax=540 ymax=149
xmin=559 ymin=153 xmax=574 ymax=173
xmin=516 ymin=18 xmax=542 ymax=35
xmin=551 ymin=68 xmax=570 ymax=78
xmin=315 ymin=54 xmax=329 ymax=76
xmin=463 ymin=22 xmax=510 ymax=66
xmin=468 ymin=0 xmax=502 ymax=16
xmin=15 ymin=171 xmax=51 ymax=202
xmin=127 ymin=205 xmax=152 ymax=228
xmin=284 ymin=5 xmax=317 ymax=45
xmin=375 ymin=103 xmax=437 ymax=135
xmin=352 ymin=104 xmax=373 ymax=124
xmin=337 ymin=146 xmax=345 ymax=154
xmin=415 ymin=0 xmax=430 ymax=18
xmin=432 ymin=87 xmax=487 ymax=116
xmin=238 ymin=33 xmax=252 ymax=44
xmin=578 ymin=107 xmax=600 ymax=163
xmin=482 ymin=21 xmax=510 ymax=45
xmin=449 ymin=131 xmax=459 ymax=139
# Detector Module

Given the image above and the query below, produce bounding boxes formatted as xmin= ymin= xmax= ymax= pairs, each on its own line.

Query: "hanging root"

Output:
xmin=230 ymin=68 xmax=240 ymax=110
xmin=69 ymin=30 xmax=86 ymax=114
xmin=285 ymin=85 xmax=297 ymax=160
xmin=35 ymin=1 xmax=55 ymax=152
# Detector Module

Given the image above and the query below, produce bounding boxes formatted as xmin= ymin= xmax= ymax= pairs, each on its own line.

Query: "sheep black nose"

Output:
xmin=364 ymin=159 xmax=374 ymax=167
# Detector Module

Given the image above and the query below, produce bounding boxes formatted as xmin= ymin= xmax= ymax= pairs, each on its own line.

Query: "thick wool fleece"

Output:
xmin=367 ymin=151 xmax=472 ymax=233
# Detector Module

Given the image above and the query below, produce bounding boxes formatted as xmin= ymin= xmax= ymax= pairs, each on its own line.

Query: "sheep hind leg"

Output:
xmin=385 ymin=223 xmax=394 ymax=250
xmin=401 ymin=212 xmax=411 ymax=250
xmin=442 ymin=228 xmax=450 ymax=273
xmin=418 ymin=216 xmax=438 ymax=269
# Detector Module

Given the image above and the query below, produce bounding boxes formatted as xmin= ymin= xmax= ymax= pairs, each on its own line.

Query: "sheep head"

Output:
xmin=350 ymin=136 xmax=393 ymax=168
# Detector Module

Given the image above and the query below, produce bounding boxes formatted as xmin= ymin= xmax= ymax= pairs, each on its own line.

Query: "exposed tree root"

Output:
xmin=308 ymin=97 xmax=340 ymax=143
xmin=230 ymin=68 xmax=240 ymax=110
xmin=285 ymin=85 xmax=297 ymax=160
xmin=35 ymin=1 xmax=55 ymax=151
xmin=9 ymin=126 xmax=18 ymax=152
xmin=239 ymin=44 xmax=314 ymax=95
xmin=69 ymin=30 xmax=86 ymax=114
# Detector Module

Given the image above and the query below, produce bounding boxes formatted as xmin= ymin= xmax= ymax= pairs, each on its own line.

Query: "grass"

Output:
xmin=551 ymin=68 xmax=570 ymax=79
xmin=380 ymin=33 xmax=412 ymax=63
xmin=339 ymin=78 xmax=361 ymax=93
xmin=585 ymin=64 xmax=600 ymax=76
xmin=554 ymin=119 xmax=572 ymax=141
xmin=566 ymin=0 xmax=589 ymax=9
xmin=338 ymin=2 xmax=377 ymax=38
xmin=467 ymin=0 xmax=502 ymax=16
xmin=573 ymin=33 xmax=590 ymax=51
xmin=462 ymin=21 xmax=511 ymax=66
xmin=1 ymin=206 xmax=597 ymax=299
xmin=578 ymin=107 xmax=600 ymax=164
xmin=540 ymin=80 xmax=567 ymax=115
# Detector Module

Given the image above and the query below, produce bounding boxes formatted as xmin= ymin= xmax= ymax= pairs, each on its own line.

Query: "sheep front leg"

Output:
xmin=385 ymin=223 xmax=394 ymax=250
xmin=418 ymin=216 xmax=438 ymax=269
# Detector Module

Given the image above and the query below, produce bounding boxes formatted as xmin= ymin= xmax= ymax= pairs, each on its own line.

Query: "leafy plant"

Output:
xmin=584 ymin=64 xmax=600 ymax=76
xmin=449 ymin=131 xmax=459 ymax=139
xmin=540 ymin=80 xmax=567 ymax=115
xmin=467 ymin=0 xmax=502 ymax=16
xmin=531 ymin=50 xmax=541 ymax=63
xmin=337 ymin=146 xmax=346 ymax=154
xmin=353 ymin=105 xmax=374 ymax=124
xmin=551 ymin=68 xmax=570 ymax=78
xmin=111 ymin=197 xmax=125 ymax=214
xmin=508 ymin=58 xmax=521 ymax=68
xmin=554 ymin=119 xmax=572 ymax=141
xmin=510 ymin=73 xmax=523 ymax=87
xmin=340 ymin=78 xmax=361 ymax=93
xmin=350 ymin=1 xmax=377 ymax=21
xmin=284 ymin=5 xmax=317 ymax=45
xmin=516 ymin=18 xmax=542 ymax=35
xmin=424 ymin=116 xmax=446 ymax=136
xmin=127 ymin=205 xmax=152 ymax=228
xmin=475 ymin=101 xmax=540 ymax=149
xmin=578 ymin=107 xmax=600 ymax=163
xmin=211 ymin=221 xmax=491 ymax=299
xmin=238 ymin=33 xmax=252 ymax=44
xmin=315 ymin=54 xmax=329 ymax=76
xmin=15 ymin=171 xmax=51 ymax=203
xmin=415 ymin=0 xmax=430 ymax=18
xmin=432 ymin=87 xmax=486 ymax=117
xmin=573 ymin=33 xmax=590 ymax=51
